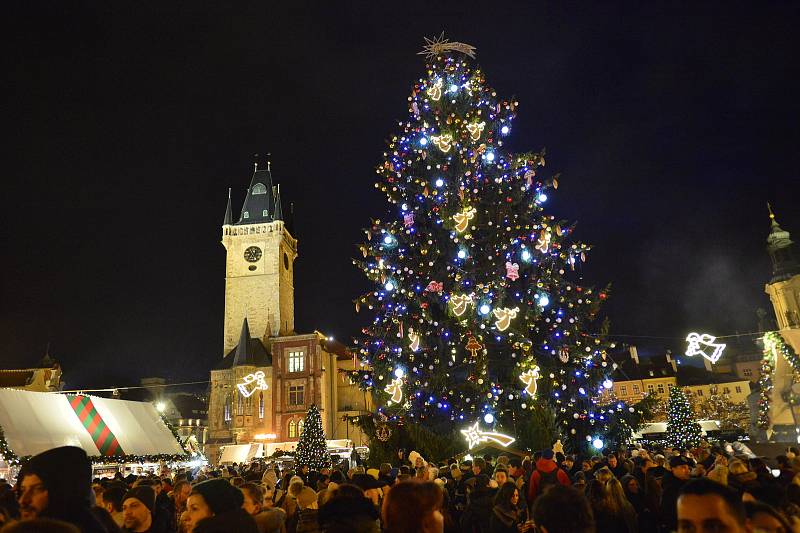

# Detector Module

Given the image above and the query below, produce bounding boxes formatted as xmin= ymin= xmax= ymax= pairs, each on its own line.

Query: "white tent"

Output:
xmin=218 ymin=443 xmax=263 ymax=464
xmin=633 ymin=420 xmax=721 ymax=439
xmin=0 ymin=389 xmax=184 ymax=459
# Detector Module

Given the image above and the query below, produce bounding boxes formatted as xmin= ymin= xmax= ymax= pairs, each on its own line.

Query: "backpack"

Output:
xmin=536 ymin=467 xmax=562 ymax=495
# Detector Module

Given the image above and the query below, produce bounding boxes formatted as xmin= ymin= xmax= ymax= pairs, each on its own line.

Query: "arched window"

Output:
xmin=251 ymin=183 xmax=267 ymax=195
xmin=288 ymin=419 xmax=297 ymax=438
xmin=258 ymin=392 xmax=264 ymax=419
xmin=223 ymin=394 xmax=231 ymax=423
xmin=237 ymin=394 xmax=243 ymax=416
xmin=297 ymin=418 xmax=304 ymax=437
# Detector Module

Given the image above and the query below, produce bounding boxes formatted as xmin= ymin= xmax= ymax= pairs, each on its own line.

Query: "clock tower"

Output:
xmin=221 ymin=163 xmax=297 ymax=353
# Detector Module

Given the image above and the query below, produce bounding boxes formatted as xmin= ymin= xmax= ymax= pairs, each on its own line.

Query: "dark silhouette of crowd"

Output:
xmin=2 ymin=441 xmax=800 ymax=532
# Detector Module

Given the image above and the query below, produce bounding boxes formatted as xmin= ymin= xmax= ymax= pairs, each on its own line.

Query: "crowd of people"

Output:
xmin=2 ymin=440 xmax=800 ymax=532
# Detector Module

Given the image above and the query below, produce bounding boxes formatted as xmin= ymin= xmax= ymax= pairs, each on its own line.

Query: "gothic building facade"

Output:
xmin=205 ymin=164 xmax=369 ymax=462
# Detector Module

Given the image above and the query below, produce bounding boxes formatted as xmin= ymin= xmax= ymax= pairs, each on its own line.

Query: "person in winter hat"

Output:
xmin=16 ymin=446 xmax=106 ymax=533
xmin=295 ymin=487 xmax=320 ymax=533
xmin=120 ymin=485 xmax=156 ymax=533
xmin=185 ymin=479 xmax=257 ymax=533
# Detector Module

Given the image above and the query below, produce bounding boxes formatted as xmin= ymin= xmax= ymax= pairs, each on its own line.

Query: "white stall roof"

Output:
xmin=219 ymin=443 xmax=263 ymax=464
xmin=0 ymin=389 xmax=184 ymax=458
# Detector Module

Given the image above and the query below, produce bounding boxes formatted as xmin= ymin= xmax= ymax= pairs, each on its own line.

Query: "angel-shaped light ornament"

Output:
xmin=519 ymin=366 xmax=541 ymax=396
xmin=237 ymin=371 xmax=268 ymax=397
xmin=453 ymin=207 xmax=477 ymax=232
xmin=535 ymin=230 xmax=551 ymax=253
xmin=466 ymin=121 xmax=485 ymax=141
xmin=450 ymin=294 xmax=474 ymax=316
xmin=384 ymin=377 xmax=404 ymax=404
xmin=685 ymin=332 xmax=726 ymax=364
xmin=427 ymin=78 xmax=443 ymax=101
xmin=505 ymin=262 xmax=520 ymax=281
xmin=408 ymin=329 xmax=420 ymax=352
xmin=492 ymin=307 xmax=520 ymax=331
xmin=404 ymin=213 xmax=414 ymax=227
xmin=431 ymin=133 xmax=453 ymax=153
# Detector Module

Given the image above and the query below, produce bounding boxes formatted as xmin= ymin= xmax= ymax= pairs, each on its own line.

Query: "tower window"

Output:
xmin=263 ymin=209 xmax=269 ymax=217
xmin=252 ymin=183 xmax=267 ymax=195
xmin=259 ymin=392 xmax=264 ymax=419
xmin=288 ymin=419 xmax=297 ymax=438
xmin=743 ymin=368 xmax=752 ymax=377
xmin=288 ymin=385 xmax=304 ymax=406
xmin=288 ymin=350 xmax=305 ymax=373
xmin=657 ymin=383 xmax=664 ymax=394
xmin=243 ymin=212 xmax=250 ymax=219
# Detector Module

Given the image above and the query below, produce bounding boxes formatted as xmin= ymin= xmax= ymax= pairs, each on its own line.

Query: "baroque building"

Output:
xmin=205 ymin=163 xmax=369 ymax=462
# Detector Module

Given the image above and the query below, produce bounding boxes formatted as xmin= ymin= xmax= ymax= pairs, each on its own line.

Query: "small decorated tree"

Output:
xmin=294 ymin=404 xmax=331 ymax=471
xmin=665 ymin=387 xmax=702 ymax=448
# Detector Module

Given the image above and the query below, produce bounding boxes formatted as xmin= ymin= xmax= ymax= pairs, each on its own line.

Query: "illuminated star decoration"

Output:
xmin=461 ymin=421 xmax=516 ymax=449
xmin=404 ymin=213 xmax=415 ymax=227
xmin=519 ymin=366 xmax=541 ymax=396
xmin=417 ymin=33 xmax=477 ymax=60
xmin=535 ymin=230 xmax=551 ymax=253
xmin=466 ymin=121 xmax=485 ymax=141
xmin=237 ymin=371 xmax=268 ymax=397
xmin=492 ymin=307 xmax=520 ymax=331
xmin=385 ymin=378 xmax=404 ymax=403
xmin=450 ymin=294 xmax=474 ymax=316
xmin=453 ymin=207 xmax=477 ymax=232
xmin=408 ymin=329 xmax=420 ymax=352
xmin=505 ymin=262 xmax=519 ymax=281
xmin=685 ymin=332 xmax=726 ymax=364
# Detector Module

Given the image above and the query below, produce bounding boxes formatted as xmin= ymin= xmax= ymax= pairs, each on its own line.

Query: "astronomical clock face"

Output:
xmin=243 ymin=246 xmax=262 ymax=263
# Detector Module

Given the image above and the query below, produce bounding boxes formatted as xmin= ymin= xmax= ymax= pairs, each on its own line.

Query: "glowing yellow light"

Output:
xmin=466 ymin=121 xmax=485 ymax=141
xmin=427 ymin=78 xmax=443 ymax=101
xmin=535 ymin=230 xmax=551 ymax=253
xmin=461 ymin=422 xmax=516 ymax=449
xmin=431 ymin=133 xmax=453 ymax=152
xmin=254 ymin=433 xmax=277 ymax=440
xmin=453 ymin=207 xmax=476 ymax=232
xmin=385 ymin=378 xmax=403 ymax=403
xmin=450 ymin=294 xmax=474 ymax=317
xmin=409 ymin=329 xmax=420 ymax=352
xmin=519 ymin=366 xmax=541 ymax=396
xmin=492 ymin=307 xmax=520 ymax=331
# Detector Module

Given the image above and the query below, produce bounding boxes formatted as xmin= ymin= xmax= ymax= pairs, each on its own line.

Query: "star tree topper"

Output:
xmin=417 ymin=33 xmax=477 ymax=60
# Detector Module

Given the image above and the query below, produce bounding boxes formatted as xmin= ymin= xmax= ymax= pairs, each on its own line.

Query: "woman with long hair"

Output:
xmin=489 ymin=482 xmax=532 ymax=533
xmin=607 ymin=478 xmax=638 ymax=533
xmin=382 ymin=480 xmax=444 ymax=533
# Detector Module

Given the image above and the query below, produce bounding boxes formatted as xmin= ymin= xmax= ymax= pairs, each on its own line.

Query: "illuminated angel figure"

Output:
xmin=450 ymin=294 xmax=474 ymax=316
xmin=408 ymin=329 xmax=420 ymax=352
xmin=237 ymin=371 xmax=268 ymax=397
xmin=535 ymin=230 xmax=551 ymax=253
xmin=685 ymin=332 xmax=726 ymax=364
xmin=427 ymin=78 xmax=443 ymax=101
xmin=519 ymin=366 xmax=541 ymax=396
xmin=453 ymin=207 xmax=477 ymax=232
xmin=384 ymin=378 xmax=403 ymax=403
xmin=466 ymin=121 xmax=485 ymax=141
xmin=431 ymin=133 xmax=453 ymax=153
xmin=492 ymin=307 xmax=520 ymax=331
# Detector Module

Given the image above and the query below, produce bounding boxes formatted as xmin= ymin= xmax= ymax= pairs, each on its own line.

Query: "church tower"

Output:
xmin=221 ymin=163 xmax=297 ymax=354
xmin=763 ymin=205 xmax=800 ymax=438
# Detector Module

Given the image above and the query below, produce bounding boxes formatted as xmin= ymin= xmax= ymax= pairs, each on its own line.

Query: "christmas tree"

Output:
xmin=665 ymin=387 xmax=702 ymax=448
xmin=352 ymin=36 xmax=646 ymax=452
xmin=293 ymin=405 xmax=331 ymax=471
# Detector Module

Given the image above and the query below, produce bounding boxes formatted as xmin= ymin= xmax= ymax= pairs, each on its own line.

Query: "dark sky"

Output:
xmin=3 ymin=2 xmax=799 ymax=388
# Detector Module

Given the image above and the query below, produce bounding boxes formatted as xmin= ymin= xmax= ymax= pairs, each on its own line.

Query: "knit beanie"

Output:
xmin=191 ymin=479 xmax=244 ymax=515
xmin=123 ymin=486 xmax=155 ymax=513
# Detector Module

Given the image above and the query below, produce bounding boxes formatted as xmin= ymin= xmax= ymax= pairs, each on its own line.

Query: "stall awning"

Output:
xmin=219 ymin=443 xmax=263 ymax=464
xmin=0 ymin=389 xmax=184 ymax=459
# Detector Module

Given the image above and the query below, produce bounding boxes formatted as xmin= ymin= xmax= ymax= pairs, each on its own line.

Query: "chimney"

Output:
xmin=629 ymin=346 xmax=640 ymax=365
xmin=665 ymin=350 xmax=677 ymax=373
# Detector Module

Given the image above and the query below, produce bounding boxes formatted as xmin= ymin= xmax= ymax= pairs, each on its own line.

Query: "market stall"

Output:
xmin=0 ymin=388 xmax=189 ymax=479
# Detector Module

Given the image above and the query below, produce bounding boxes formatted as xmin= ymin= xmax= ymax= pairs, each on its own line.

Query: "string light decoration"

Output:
xmin=385 ymin=377 xmax=404 ymax=404
xmin=237 ymin=371 xmax=268 ymax=397
xmin=664 ymin=386 xmax=702 ymax=448
xmin=519 ymin=366 xmax=541 ymax=396
xmin=293 ymin=404 xmax=332 ymax=471
xmin=350 ymin=37 xmax=648 ymax=452
xmin=758 ymin=332 xmax=800 ymax=430
xmin=461 ymin=421 xmax=516 ymax=449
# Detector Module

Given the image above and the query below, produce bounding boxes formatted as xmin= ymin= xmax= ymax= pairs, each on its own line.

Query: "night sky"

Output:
xmin=4 ymin=3 xmax=799 ymax=389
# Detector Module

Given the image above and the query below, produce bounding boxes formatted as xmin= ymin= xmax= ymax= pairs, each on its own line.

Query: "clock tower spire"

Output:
xmin=221 ymin=162 xmax=297 ymax=354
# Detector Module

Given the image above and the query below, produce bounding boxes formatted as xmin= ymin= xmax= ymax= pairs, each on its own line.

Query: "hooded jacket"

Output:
xmin=20 ymin=446 xmax=107 ymax=533
xmin=318 ymin=495 xmax=380 ymax=533
xmin=527 ymin=458 xmax=570 ymax=502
